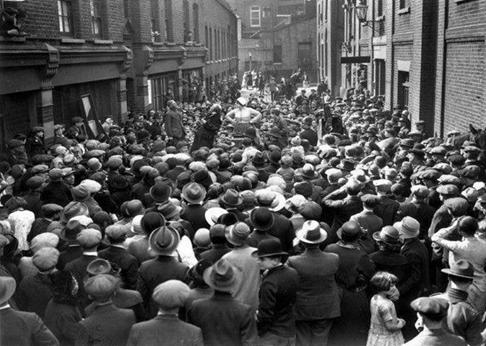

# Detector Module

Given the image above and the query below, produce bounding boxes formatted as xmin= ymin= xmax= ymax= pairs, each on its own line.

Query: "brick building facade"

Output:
xmin=327 ymin=0 xmax=485 ymax=138
xmin=0 ymin=0 xmax=238 ymax=148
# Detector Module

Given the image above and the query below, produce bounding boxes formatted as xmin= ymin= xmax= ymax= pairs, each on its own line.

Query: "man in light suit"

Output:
xmin=288 ymin=221 xmax=340 ymax=346
xmin=164 ymin=100 xmax=186 ymax=147
xmin=0 ymin=276 xmax=60 ymax=346
xmin=127 ymin=280 xmax=203 ymax=346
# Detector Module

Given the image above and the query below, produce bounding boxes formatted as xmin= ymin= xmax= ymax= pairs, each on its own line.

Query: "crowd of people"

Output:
xmin=0 ymin=75 xmax=486 ymax=346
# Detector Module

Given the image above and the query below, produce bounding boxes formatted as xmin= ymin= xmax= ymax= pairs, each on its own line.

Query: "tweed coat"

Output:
xmin=127 ymin=314 xmax=203 ymax=346
xmin=0 ymin=307 xmax=59 ymax=346
xmin=188 ymin=291 xmax=257 ymax=346
xmin=78 ymin=303 xmax=136 ymax=346
xmin=287 ymin=248 xmax=341 ymax=321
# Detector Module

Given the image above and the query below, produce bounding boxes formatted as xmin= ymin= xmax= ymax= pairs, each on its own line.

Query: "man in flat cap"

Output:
xmin=350 ymin=194 xmax=383 ymax=254
xmin=404 ymin=297 xmax=465 ymax=346
xmin=127 ymin=280 xmax=203 ymax=346
xmin=25 ymin=126 xmax=46 ymax=161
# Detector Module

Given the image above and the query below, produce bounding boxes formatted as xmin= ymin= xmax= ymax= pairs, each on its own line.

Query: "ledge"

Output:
xmin=398 ymin=7 xmax=410 ymax=15
xmin=0 ymin=36 xmax=26 ymax=42
xmin=61 ymin=38 xmax=86 ymax=44
xmin=94 ymin=39 xmax=113 ymax=45
xmin=455 ymin=0 xmax=476 ymax=3
xmin=166 ymin=42 xmax=176 ymax=46
xmin=152 ymin=42 xmax=165 ymax=46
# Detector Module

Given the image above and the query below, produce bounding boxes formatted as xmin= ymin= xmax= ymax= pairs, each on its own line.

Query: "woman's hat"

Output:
xmin=225 ymin=222 xmax=251 ymax=246
xmin=372 ymin=226 xmax=401 ymax=244
xmin=249 ymin=207 xmax=275 ymax=231
xmin=251 ymin=238 xmax=288 ymax=258
xmin=219 ymin=189 xmax=243 ymax=207
xmin=296 ymin=220 xmax=327 ymax=244
xmin=182 ymin=182 xmax=206 ymax=204
xmin=0 ymin=276 xmax=16 ymax=305
xmin=149 ymin=226 xmax=180 ymax=255
xmin=203 ymin=258 xmax=242 ymax=292
xmin=441 ymin=259 xmax=475 ymax=280
xmin=150 ymin=182 xmax=172 ymax=203
xmin=205 ymin=207 xmax=228 ymax=226
xmin=394 ymin=216 xmax=420 ymax=239
xmin=255 ymin=190 xmax=285 ymax=212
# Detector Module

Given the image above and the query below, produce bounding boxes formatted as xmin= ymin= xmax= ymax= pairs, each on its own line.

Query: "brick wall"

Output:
xmin=447 ymin=0 xmax=484 ymax=29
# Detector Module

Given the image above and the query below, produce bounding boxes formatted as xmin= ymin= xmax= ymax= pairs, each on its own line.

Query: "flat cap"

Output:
xmin=411 ymin=185 xmax=429 ymax=198
xmin=105 ymin=224 xmax=128 ymax=241
xmin=77 ymin=228 xmax=102 ymax=248
xmin=32 ymin=247 xmax=60 ymax=271
xmin=152 ymin=280 xmax=190 ymax=310
xmin=437 ymin=174 xmax=462 ymax=186
xmin=373 ymin=179 xmax=392 ymax=192
xmin=436 ymin=184 xmax=459 ymax=196
xmin=411 ymin=297 xmax=449 ymax=321
xmin=84 ymin=274 xmax=118 ymax=300
xmin=361 ymin=194 xmax=381 ymax=208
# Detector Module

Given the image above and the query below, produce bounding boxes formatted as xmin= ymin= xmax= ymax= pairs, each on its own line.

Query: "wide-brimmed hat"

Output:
xmin=394 ymin=216 xmax=420 ymax=239
xmin=373 ymin=226 xmax=401 ymax=244
xmin=149 ymin=226 xmax=180 ymax=255
xmin=296 ymin=220 xmax=327 ymax=244
xmin=150 ymin=182 xmax=172 ymax=203
xmin=249 ymin=207 xmax=275 ymax=231
xmin=0 ymin=276 xmax=16 ymax=305
xmin=225 ymin=222 xmax=251 ymax=246
xmin=441 ymin=259 xmax=475 ymax=280
xmin=219 ymin=189 xmax=243 ymax=207
xmin=255 ymin=190 xmax=286 ymax=212
xmin=301 ymin=163 xmax=319 ymax=179
xmin=158 ymin=203 xmax=182 ymax=220
xmin=182 ymin=182 xmax=206 ymax=204
xmin=251 ymin=238 xmax=288 ymax=258
xmin=205 ymin=207 xmax=228 ymax=226
xmin=203 ymin=258 xmax=241 ymax=292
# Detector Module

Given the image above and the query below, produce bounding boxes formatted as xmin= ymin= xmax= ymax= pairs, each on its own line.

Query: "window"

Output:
xmin=164 ymin=0 xmax=173 ymax=42
xmin=399 ymin=0 xmax=409 ymax=9
xmin=58 ymin=0 xmax=72 ymax=34
xmin=377 ymin=0 xmax=384 ymax=17
xmin=375 ymin=59 xmax=386 ymax=96
xmin=193 ymin=3 xmax=199 ymax=42
xmin=250 ymin=6 xmax=261 ymax=27
xmin=273 ymin=45 xmax=282 ymax=63
xmin=90 ymin=0 xmax=102 ymax=37
xmin=183 ymin=0 xmax=190 ymax=41
xmin=151 ymin=0 xmax=160 ymax=42
xmin=398 ymin=71 xmax=409 ymax=108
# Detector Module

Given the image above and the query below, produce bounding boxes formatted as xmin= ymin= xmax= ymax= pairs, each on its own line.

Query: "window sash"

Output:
xmin=251 ymin=6 xmax=260 ymax=27
xmin=58 ymin=0 xmax=72 ymax=33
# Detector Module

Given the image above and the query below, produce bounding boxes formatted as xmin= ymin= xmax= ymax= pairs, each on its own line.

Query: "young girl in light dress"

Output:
xmin=366 ymin=271 xmax=405 ymax=346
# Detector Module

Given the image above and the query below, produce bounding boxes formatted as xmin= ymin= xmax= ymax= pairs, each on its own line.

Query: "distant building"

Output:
xmin=330 ymin=0 xmax=486 ymax=137
xmin=0 ymin=0 xmax=238 ymax=147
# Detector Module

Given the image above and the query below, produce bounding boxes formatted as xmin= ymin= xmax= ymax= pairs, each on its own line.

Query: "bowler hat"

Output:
xmin=296 ymin=220 xmax=327 ymax=244
xmin=268 ymin=150 xmax=282 ymax=165
xmin=182 ymin=182 xmax=206 ymax=204
xmin=150 ymin=182 xmax=172 ymax=203
xmin=251 ymin=238 xmax=288 ymax=258
xmin=203 ymin=258 xmax=241 ymax=292
xmin=0 ymin=276 xmax=16 ymax=305
xmin=149 ymin=226 xmax=180 ymax=255
xmin=337 ymin=221 xmax=362 ymax=241
xmin=373 ymin=226 xmax=401 ymax=244
xmin=152 ymin=280 xmax=190 ymax=310
xmin=441 ymin=259 xmax=475 ymax=280
xmin=250 ymin=207 xmax=275 ymax=231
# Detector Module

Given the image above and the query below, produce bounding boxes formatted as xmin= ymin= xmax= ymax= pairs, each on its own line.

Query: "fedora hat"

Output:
xmin=394 ymin=216 xmax=420 ymax=239
xmin=442 ymin=259 xmax=475 ymax=280
xmin=205 ymin=207 xmax=228 ymax=226
xmin=109 ymin=175 xmax=129 ymax=190
xmin=373 ymin=226 xmax=401 ymax=244
xmin=296 ymin=220 xmax=327 ymax=244
xmin=182 ymin=182 xmax=206 ymax=204
xmin=0 ymin=276 xmax=16 ymax=305
xmin=60 ymin=220 xmax=86 ymax=242
xmin=251 ymin=238 xmax=288 ymax=258
xmin=219 ymin=189 xmax=243 ymax=207
xmin=149 ymin=226 xmax=180 ymax=255
xmin=250 ymin=207 xmax=275 ymax=231
xmin=203 ymin=258 xmax=242 ymax=292
xmin=187 ymin=258 xmax=213 ymax=284
xmin=225 ymin=222 xmax=251 ymax=246
xmin=157 ymin=203 xmax=182 ymax=220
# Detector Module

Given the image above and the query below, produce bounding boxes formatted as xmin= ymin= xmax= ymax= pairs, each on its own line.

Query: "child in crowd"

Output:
xmin=366 ymin=271 xmax=405 ymax=346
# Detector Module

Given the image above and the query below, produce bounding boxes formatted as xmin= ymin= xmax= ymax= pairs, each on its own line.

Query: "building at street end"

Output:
xmin=0 ymin=0 xmax=238 ymax=148
xmin=322 ymin=0 xmax=485 ymax=138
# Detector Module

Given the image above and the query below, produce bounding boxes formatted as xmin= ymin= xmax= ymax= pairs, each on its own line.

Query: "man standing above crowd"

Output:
xmin=165 ymin=100 xmax=186 ymax=147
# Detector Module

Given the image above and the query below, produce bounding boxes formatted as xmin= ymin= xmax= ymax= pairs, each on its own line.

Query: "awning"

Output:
xmin=341 ymin=56 xmax=371 ymax=64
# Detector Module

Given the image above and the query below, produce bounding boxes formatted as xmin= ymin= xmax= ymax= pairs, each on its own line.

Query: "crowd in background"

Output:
xmin=1 ymin=73 xmax=486 ymax=346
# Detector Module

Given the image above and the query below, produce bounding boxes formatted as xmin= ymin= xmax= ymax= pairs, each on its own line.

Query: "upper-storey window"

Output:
xmin=90 ymin=0 xmax=102 ymax=37
xmin=58 ymin=0 xmax=73 ymax=34
xmin=250 ymin=6 xmax=261 ymax=27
